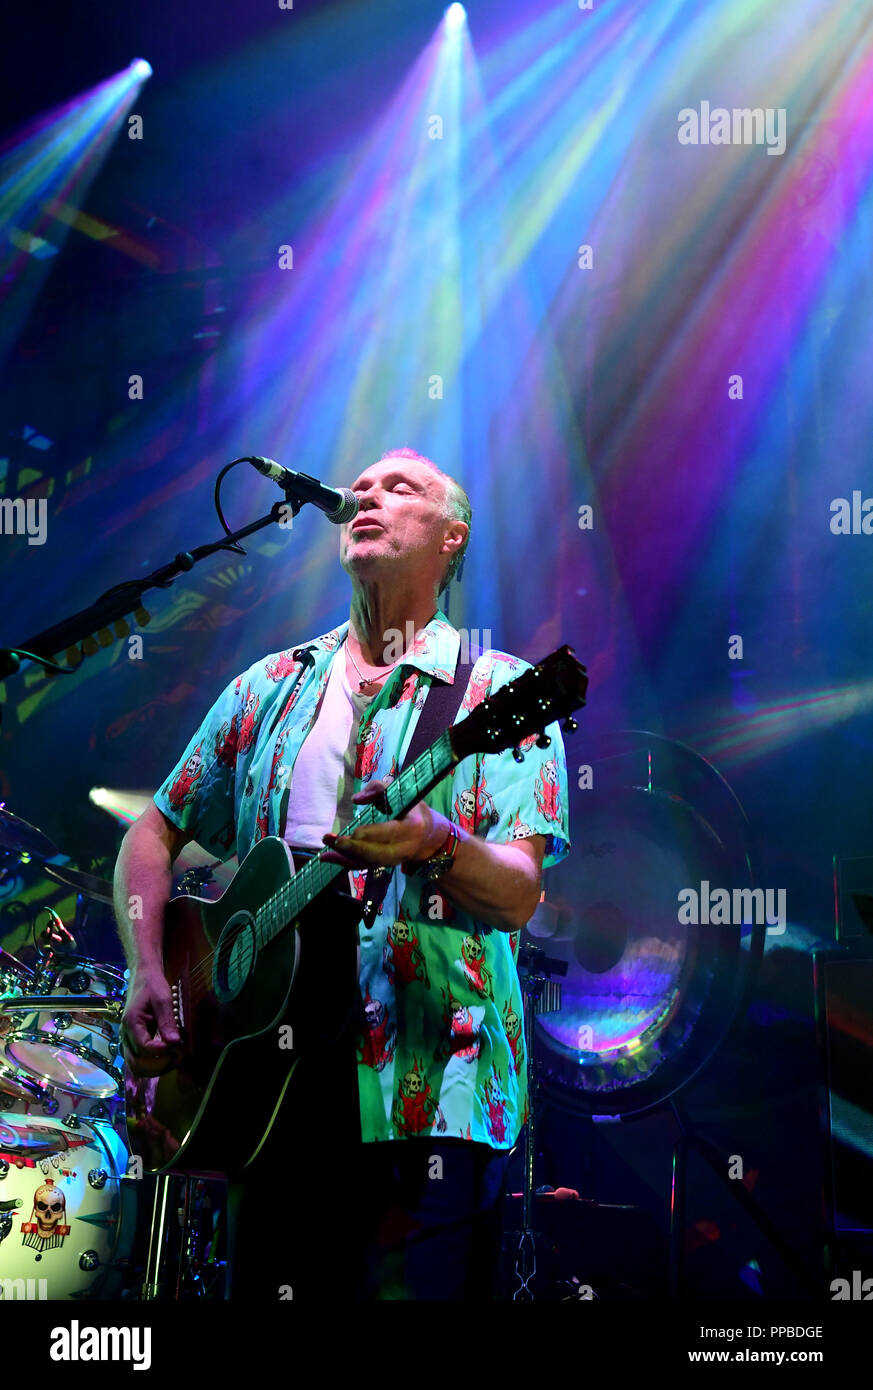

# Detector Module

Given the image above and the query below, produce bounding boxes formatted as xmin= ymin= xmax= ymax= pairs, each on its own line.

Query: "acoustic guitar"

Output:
xmin=124 ymin=646 xmax=588 ymax=1177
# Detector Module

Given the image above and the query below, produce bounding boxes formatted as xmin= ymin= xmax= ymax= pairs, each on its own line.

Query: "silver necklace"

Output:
xmin=346 ymin=641 xmax=401 ymax=693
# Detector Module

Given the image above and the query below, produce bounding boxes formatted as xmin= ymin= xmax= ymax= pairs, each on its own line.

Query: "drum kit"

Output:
xmin=0 ymin=805 xmax=135 ymax=1298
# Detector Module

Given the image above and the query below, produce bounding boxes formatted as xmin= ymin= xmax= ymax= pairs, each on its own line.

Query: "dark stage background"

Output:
xmin=1 ymin=0 xmax=872 ymax=1304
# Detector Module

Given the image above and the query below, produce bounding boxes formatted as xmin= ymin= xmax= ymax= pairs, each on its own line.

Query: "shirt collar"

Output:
xmin=292 ymin=622 xmax=349 ymax=662
xmin=393 ymin=611 xmax=460 ymax=682
xmin=293 ymin=612 xmax=461 ymax=682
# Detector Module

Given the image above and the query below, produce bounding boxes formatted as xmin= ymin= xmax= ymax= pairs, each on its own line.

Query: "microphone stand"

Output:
xmin=0 ymin=491 xmax=308 ymax=684
xmin=511 ymin=942 xmax=567 ymax=1301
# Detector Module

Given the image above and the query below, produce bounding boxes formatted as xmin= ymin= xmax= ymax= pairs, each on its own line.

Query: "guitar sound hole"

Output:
xmin=214 ymin=913 xmax=257 ymax=1002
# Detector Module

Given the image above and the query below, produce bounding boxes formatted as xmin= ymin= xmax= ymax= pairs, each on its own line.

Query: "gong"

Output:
xmin=528 ymin=733 xmax=763 ymax=1117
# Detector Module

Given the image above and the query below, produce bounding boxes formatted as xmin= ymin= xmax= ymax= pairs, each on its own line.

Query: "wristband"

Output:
xmin=404 ymin=823 xmax=460 ymax=881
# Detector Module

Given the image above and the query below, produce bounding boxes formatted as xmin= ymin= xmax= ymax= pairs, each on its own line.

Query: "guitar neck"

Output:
xmin=256 ymin=728 xmax=457 ymax=947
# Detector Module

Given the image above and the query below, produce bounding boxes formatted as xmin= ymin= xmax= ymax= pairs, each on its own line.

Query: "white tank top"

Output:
xmin=282 ymin=649 xmax=375 ymax=851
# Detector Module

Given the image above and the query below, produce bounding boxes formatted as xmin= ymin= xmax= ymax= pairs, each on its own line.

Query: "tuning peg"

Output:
xmin=561 ymin=717 xmax=578 ymax=734
xmin=512 ymin=746 xmax=525 ymax=763
xmin=536 ymin=732 xmax=551 ymax=749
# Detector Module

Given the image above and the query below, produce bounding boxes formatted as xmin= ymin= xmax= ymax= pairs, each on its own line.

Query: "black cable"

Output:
xmin=213 ymin=457 xmax=253 ymax=556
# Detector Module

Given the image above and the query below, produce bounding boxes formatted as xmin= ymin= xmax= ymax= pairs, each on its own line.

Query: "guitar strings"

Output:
xmin=182 ymin=840 xmax=346 ymax=997
xmin=179 ymin=743 xmax=447 ymax=998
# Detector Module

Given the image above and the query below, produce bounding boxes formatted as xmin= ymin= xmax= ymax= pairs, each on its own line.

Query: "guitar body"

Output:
xmin=125 ymin=837 xmax=362 ymax=1179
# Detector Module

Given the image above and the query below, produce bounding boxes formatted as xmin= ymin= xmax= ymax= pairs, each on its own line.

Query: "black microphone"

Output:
xmin=248 ymin=457 xmax=359 ymax=524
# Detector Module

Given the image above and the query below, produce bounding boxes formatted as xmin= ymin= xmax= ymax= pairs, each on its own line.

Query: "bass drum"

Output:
xmin=0 ymin=1113 xmax=134 ymax=1299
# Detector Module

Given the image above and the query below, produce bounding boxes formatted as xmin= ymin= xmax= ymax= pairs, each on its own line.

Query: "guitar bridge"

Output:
xmin=171 ymin=980 xmax=185 ymax=1034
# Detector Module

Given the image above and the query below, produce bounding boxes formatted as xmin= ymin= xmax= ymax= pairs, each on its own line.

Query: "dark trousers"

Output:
xmin=224 ymin=1050 xmax=509 ymax=1301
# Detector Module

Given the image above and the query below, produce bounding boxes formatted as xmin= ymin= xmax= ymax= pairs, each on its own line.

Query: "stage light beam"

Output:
xmin=130 ymin=58 xmax=153 ymax=79
xmin=445 ymin=4 xmax=466 ymax=33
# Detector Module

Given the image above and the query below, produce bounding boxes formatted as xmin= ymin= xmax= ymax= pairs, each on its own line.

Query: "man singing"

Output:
xmin=116 ymin=446 xmax=570 ymax=1301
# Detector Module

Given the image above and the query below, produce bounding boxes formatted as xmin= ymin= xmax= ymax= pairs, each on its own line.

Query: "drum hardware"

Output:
xmin=176 ymin=1179 xmax=195 ymax=1299
xmin=0 ymin=947 xmax=35 ymax=984
xmin=173 ymin=1177 xmax=224 ymax=1298
xmin=1 ymin=995 xmax=124 ymax=1019
xmin=0 ymin=949 xmax=35 ymax=1032
xmin=139 ymin=1172 xmax=225 ymax=1299
xmin=510 ymin=942 xmax=568 ymax=1301
xmin=142 ymin=1174 xmax=173 ymax=1301
xmin=2 ymin=956 xmax=127 ymax=1100
xmin=1 ymin=1068 xmax=120 ymax=1121
xmin=0 ymin=1064 xmax=60 ymax=1113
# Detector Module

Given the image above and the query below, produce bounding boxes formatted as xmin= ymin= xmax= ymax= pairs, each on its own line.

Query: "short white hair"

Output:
xmin=379 ymin=447 xmax=471 ymax=591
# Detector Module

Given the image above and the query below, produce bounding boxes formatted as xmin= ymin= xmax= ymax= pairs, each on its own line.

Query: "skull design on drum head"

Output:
xmin=21 ymin=1177 xmax=71 ymax=1249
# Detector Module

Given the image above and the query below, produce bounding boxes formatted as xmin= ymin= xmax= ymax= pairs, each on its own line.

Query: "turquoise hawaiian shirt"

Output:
xmin=153 ymin=611 xmax=571 ymax=1149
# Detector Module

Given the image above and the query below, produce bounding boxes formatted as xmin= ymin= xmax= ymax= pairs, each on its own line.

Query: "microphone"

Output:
xmin=249 ymin=458 xmax=359 ymax=524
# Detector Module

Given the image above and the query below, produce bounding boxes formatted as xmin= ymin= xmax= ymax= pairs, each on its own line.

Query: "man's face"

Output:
xmin=339 ymin=456 xmax=459 ymax=588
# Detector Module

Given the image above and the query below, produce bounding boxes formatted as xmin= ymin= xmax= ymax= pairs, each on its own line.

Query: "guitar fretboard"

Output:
xmin=253 ymin=727 xmax=457 ymax=948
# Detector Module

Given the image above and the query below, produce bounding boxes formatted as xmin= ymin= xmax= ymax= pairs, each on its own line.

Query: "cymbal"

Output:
xmin=43 ymin=863 xmax=114 ymax=905
xmin=0 ymin=806 xmax=58 ymax=860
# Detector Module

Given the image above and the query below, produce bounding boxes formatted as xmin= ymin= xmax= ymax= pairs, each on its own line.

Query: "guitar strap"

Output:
xmin=359 ymin=657 xmax=474 ymax=929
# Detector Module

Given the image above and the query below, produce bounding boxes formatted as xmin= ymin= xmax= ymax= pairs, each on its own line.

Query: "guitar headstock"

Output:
xmin=449 ymin=646 xmax=588 ymax=762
